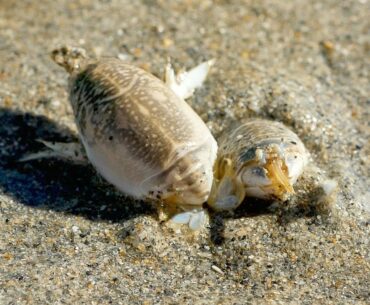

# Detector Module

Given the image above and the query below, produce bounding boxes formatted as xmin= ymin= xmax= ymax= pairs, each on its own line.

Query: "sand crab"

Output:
xmin=208 ymin=119 xmax=308 ymax=211
xmin=22 ymin=46 xmax=217 ymax=230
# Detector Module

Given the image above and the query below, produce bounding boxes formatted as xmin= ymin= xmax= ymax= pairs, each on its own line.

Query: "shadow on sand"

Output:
xmin=208 ymin=200 xmax=276 ymax=245
xmin=208 ymin=190 xmax=330 ymax=245
xmin=0 ymin=107 xmax=154 ymax=223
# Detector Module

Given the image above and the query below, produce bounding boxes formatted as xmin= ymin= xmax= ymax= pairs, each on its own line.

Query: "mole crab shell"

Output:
xmin=61 ymin=54 xmax=218 ymax=214
xmin=208 ymin=119 xmax=308 ymax=211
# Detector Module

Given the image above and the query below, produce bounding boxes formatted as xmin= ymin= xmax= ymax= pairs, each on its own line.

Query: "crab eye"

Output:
xmin=241 ymin=166 xmax=270 ymax=187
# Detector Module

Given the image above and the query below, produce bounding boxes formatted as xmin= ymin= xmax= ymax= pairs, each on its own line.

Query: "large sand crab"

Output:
xmin=22 ymin=46 xmax=217 ymax=230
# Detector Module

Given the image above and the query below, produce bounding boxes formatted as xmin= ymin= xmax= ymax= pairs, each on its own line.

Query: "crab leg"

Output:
xmin=19 ymin=140 xmax=88 ymax=163
xmin=165 ymin=58 xmax=215 ymax=100
xmin=208 ymin=157 xmax=246 ymax=211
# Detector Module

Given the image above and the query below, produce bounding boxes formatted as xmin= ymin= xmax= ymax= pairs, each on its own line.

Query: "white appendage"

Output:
xmin=171 ymin=209 xmax=208 ymax=230
xmin=19 ymin=140 xmax=87 ymax=163
xmin=165 ymin=58 xmax=215 ymax=100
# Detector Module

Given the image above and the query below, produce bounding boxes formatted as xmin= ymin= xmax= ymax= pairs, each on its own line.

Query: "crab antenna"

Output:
xmin=51 ymin=46 xmax=87 ymax=74
xmin=263 ymin=144 xmax=294 ymax=199
xmin=266 ymin=158 xmax=294 ymax=198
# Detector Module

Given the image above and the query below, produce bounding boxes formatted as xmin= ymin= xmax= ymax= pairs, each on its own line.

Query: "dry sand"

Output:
xmin=0 ymin=0 xmax=369 ymax=304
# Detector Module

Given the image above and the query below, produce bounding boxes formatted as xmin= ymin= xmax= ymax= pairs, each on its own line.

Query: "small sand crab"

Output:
xmin=208 ymin=119 xmax=308 ymax=211
xmin=22 ymin=46 xmax=217 ymax=230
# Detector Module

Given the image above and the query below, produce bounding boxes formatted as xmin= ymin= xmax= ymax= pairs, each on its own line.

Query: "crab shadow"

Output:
xmin=208 ymin=199 xmax=276 ymax=245
xmin=0 ymin=107 xmax=154 ymax=223
xmin=208 ymin=194 xmax=328 ymax=245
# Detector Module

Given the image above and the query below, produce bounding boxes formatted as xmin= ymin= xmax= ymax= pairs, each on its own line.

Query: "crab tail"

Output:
xmin=51 ymin=46 xmax=88 ymax=74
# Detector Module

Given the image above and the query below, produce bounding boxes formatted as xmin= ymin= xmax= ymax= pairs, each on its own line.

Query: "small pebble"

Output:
xmin=211 ymin=265 xmax=224 ymax=275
